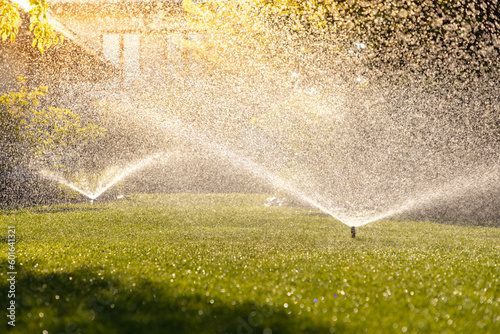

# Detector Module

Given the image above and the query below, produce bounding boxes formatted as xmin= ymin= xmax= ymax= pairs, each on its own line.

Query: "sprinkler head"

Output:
xmin=351 ymin=226 xmax=356 ymax=238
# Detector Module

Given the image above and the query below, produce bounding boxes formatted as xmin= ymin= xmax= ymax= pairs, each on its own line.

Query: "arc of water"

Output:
xmin=61 ymin=98 xmax=500 ymax=227
xmin=356 ymin=165 xmax=500 ymax=226
xmin=89 ymin=153 xmax=162 ymax=199
xmin=39 ymin=171 xmax=97 ymax=199
xmin=138 ymin=107 xmax=500 ymax=227
xmin=131 ymin=107 xmax=355 ymax=225
xmin=39 ymin=153 xmax=164 ymax=201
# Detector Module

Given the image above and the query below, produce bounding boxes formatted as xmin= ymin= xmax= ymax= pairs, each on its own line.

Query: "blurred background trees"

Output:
xmin=1 ymin=1 xmax=105 ymax=205
xmin=184 ymin=0 xmax=500 ymax=75
xmin=1 ymin=1 xmax=103 ymax=174
xmin=1 ymin=0 xmax=61 ymax=52
xmin=0 ymin=79 xmax=105 ymax=173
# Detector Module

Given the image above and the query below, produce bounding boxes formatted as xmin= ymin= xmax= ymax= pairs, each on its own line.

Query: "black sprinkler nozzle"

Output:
xmin=351 ymin=226 xmax=356 ymax=238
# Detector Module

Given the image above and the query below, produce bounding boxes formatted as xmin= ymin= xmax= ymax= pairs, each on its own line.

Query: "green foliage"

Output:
xmin=184 ymin=0 xmax=500 ymax=72
xmin=0 ymin=0 xmax=61 ymax=52
xmin=0 ymin=0 xmax=20 ymax=42
xmin=183 ymin=0 xmax=276 ymax=71
xmin=1 ymin=193 xmax=499 ymax=333
xmin=28 ymin=0 xmax=61 ymax=52
xmin=0 ymin=78 xmax=105 ymax=172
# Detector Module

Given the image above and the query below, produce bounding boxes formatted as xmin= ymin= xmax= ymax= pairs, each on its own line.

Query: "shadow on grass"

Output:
xmin=1 ymin=267 xmax=337 ymax=334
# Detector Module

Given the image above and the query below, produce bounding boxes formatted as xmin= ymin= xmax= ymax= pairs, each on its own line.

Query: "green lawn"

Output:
xmin=1 ymin=194 xmax=499 ymax=333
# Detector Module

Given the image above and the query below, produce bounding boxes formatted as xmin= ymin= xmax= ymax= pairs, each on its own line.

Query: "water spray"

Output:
xmin=39 ymin=153 xmax=163 ymax=204
xmin=351 ymin=226 xmax=356 ymax=238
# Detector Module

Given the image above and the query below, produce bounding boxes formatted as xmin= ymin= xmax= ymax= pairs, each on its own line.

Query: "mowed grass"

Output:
xmin=1 ymin=193 xmax=500 ymax=334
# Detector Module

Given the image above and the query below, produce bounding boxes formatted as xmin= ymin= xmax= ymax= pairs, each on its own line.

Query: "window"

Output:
xmin=102 ymin=33 xmax=120 ymax=67
xmin=101 ymin=33 xmax=141 ymax=85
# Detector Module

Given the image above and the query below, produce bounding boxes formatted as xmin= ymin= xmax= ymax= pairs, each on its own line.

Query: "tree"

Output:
xmin=184 ymin=0 xmax=500 ymax=75
xmin=0 ymin=79 xmax=105 ymax=174
xmin=1 ymin=0 xmax=61 ymax=52
xmin=1 ymin=1 xmax=103 ymax=174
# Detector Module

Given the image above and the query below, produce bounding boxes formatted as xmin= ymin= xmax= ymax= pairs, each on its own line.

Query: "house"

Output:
xmin=2 ymin=1 xmax=204 ymax=92
xmin=50 ymin=0 xmax=204 ymax=87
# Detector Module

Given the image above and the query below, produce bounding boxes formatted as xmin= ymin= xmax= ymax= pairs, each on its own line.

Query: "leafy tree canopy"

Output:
xmin=184 ymin=0 xmax=500 ymax=74
xmin=0 ymin=79 xmax=105 ymax=173
xmin=1 ymin=0 xmax=61 ymax=52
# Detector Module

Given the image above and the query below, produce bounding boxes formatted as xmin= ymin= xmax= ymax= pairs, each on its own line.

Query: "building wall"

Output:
xmin=51 ymin=1 xmax=203 ymax=87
